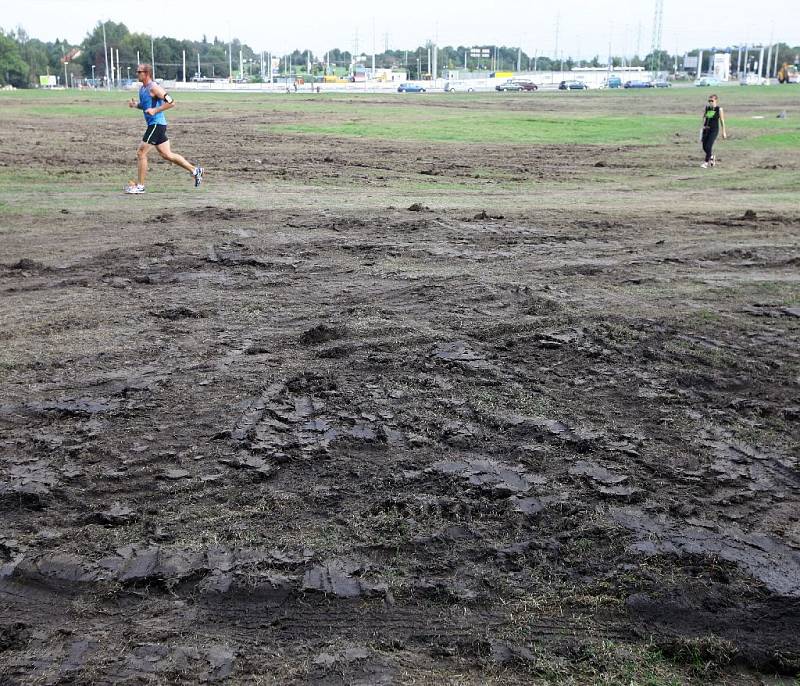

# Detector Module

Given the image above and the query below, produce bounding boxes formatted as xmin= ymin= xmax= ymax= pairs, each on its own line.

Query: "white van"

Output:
xmin=443 ymin=80 xmax=475 ymax=93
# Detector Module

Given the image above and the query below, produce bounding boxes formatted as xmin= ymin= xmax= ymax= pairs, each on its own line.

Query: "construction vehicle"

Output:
xmin=777 ymin=63 xmax=800 ymax=84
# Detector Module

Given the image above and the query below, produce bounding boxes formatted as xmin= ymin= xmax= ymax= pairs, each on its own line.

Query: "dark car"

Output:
xmin=397 ymin=83 xmax=426 ymax=93
xmin=513 ymin=80 xmax=538 ymax=91
xmin=624 ymin=80 xmax=652 ymax=88
xmin=496 ymin=80 xmax=522 ymax=91
xmin=558 ymin=80 xmax=588 ymax=90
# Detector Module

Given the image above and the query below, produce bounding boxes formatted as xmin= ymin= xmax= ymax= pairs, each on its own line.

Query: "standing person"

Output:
xmin=125 ymin=63 xmax=203 ymax=194
xmin=700 ymin=94 xmax=727 ymax=169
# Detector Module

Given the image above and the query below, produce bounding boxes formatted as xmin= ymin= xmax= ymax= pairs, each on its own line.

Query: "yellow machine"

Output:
xmin=777 ymin=63 xmax=799 ymax=84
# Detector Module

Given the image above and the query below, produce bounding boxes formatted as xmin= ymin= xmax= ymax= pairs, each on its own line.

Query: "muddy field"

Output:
xmin=1 ymin=91 xmax=799 ymax=684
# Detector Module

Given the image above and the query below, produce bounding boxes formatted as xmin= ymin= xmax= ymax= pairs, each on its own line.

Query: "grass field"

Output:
xmin=0 ymin=87 xmax=799 ymax=684
xmin=1 ymin=86 xmax=798 ymax=214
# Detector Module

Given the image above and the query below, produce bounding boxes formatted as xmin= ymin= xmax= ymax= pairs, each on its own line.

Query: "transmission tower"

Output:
xmin=650 ymin=0 xmax=664 ymax=75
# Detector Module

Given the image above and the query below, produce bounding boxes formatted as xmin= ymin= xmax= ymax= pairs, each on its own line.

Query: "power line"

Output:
xmin=650 ymin=0 xmax=664 ymax=73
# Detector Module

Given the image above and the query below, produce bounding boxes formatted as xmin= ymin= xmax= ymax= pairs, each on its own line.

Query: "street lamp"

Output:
xmin=127 ymin=66 xmax=130 ymax=82
xmin=91 ymin=64 xmax=95 ymax=85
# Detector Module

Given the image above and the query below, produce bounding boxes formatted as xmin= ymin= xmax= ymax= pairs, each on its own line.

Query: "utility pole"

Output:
xmin=650 ymin=0 xmax=664 ymax=77
xmin=116 ymin=48 xmax=120 ymax=84
xmin=239 ymin=49 xmax=243 ymax=80
xmin=554 ymin=12 xmax=560 ymax=66
xmin=766 ymin=25 xmax=774 ymax=78
xmin=197 ymin=52 xmax=201 ymax=79
xmin=182 ymin=50 xmax=186 ymax=82
xmin=109 ymin=46 xmax=114 ymax=87
xmin=517 ymin=46 xmax=521 ymax=72
xmin=636 ymin=21 xmax=642 ymax=60
xmin=151 ymin=35 xmax=155 ymax=79
xmin=102 ymin=21 xmax=109 ymax=90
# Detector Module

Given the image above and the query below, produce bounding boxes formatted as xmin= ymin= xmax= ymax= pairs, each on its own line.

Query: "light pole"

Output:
xmin=91 ymin=64 xmax=95 ymax=85
xmin=127 ymin=66 xmax=130 ymax=82
xmin=102 ymin=21 xmax=110 ymax=91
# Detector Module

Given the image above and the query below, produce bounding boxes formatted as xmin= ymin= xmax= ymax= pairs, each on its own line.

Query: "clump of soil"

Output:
xmin=299 ymin=323 xmax=346 ymax=345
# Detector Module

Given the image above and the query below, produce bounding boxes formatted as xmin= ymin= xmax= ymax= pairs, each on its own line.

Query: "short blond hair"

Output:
xmin=138 ymin=63 xmax=153 ymax=76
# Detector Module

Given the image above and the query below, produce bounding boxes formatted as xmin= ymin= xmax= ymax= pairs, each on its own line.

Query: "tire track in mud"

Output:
xmin=3 ymin=164 xmax=800 ymax=682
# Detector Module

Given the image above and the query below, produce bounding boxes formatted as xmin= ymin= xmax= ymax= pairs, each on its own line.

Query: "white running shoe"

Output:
xmin=193 ymin=166 xmax=204 ymax=187
xmin=709 ymin=156 xmax=716 ymax=167
xmin=125 ymin=184 xmax=146 ymax=194
xmin=700 ymin=162 xmax=709 ymax=169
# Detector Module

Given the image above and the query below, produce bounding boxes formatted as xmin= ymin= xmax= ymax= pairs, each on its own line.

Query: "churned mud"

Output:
xmin=0 ymin=94 xmax=799 ymax=684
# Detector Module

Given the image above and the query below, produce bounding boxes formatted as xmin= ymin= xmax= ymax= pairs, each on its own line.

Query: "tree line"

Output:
xmin=1 ymin=21 xmax=798 ymax=87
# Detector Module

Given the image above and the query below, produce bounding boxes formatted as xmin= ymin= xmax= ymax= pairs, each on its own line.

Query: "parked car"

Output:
xmin=739 ymin=73 xmax=769 ymax=86
xmin=652 ymin=79 xmax=671 ymax=88
xmin=397 ymin=83 xmax=426 ymax=93
xmin=602 ymin=75 xmax=623 ymax=88
xmin=512 ymin=79 xmax=538 ymax=91
xmin=558 ymin=80 xmax=588 ymax=90
xmin=624 ymin=80 xmax=652 ymax=88
xmin=496 ymin=80 xmax=523 ymax=91
xmin=694 ymin=75 xmax=720 ymax=87
xmin=443 ymin=80 xmax=475 ymax=93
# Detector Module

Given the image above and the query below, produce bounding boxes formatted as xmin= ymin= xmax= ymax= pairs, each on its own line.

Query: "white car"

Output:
xmin=443 ymin=80 xmax=475 ymax=93
xmin=739 ymin=73 xmax=769 ymax=86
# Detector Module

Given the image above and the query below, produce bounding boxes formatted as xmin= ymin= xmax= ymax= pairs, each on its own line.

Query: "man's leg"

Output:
xmin=137 ymin=142 xmax=152 ymax=186
xmin=155 ymin=140 xmax=195 ymax=174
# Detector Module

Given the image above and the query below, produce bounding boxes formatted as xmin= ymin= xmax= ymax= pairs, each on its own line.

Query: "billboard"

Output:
xmin=713 ymin=53 xmax=731 ymax=81
xmin=39 ymin=75 xmax=57 ymax=87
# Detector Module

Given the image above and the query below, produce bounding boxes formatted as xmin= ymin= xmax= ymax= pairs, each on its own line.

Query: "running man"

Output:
xmin=125 ymin=63 xmax=203 ymax=193
xmin=700 ymin=93 xmax=727 ymax=169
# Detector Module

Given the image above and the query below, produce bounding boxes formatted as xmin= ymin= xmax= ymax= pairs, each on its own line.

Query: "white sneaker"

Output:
xmin=125 ymin=184 xmax=146 ymax=194
xmin=710 ymin=156 xmax=716 ymax=167
xmin=193 ymin=166 xmax=204 ymax=188
xmin=700 ymin=162 xmax=708 ymax=169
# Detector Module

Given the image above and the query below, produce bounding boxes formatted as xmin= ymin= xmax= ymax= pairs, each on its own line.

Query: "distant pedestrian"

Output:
xmin=700 ymin=93 xmax=727 ymax=169
xmin=125 ymin=63 xmax=203 ymax=194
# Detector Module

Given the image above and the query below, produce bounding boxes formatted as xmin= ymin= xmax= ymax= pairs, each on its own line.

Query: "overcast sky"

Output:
xmin=5 ymin=0 xmax=798 ymax=58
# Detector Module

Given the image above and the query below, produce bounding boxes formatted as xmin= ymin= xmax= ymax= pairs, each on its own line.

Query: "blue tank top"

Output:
xmin=139 ymin=83 xmax=167 ymax=126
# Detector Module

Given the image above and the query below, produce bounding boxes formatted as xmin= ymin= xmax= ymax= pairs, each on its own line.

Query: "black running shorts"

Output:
xmin=142 ymin=124 xmax=168 ymax=146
